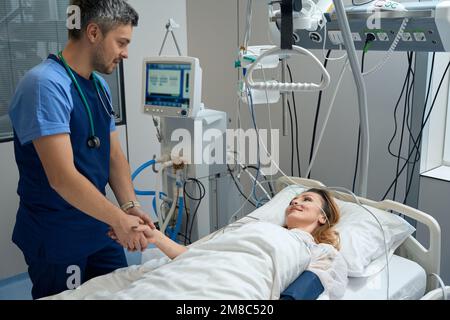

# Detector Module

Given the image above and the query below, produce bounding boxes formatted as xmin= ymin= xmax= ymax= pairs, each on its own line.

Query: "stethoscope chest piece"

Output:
xmin=87 ymin=136 xmax=101 ymax=149
xmin=57 ymin=51 xmax=113 ymax=151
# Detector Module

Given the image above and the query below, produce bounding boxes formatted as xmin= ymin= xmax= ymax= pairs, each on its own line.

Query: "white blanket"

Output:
xmin=47 ymin=221 xmax=312 ymax=300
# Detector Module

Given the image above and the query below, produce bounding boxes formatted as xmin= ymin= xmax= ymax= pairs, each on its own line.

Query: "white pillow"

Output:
xmin=247 ymin=185 xmax=307 ymax=225
xmin=247 ymin=185 xmax=415 ymax=278
xmin=335 ymin=200 xmax=415 ymax=277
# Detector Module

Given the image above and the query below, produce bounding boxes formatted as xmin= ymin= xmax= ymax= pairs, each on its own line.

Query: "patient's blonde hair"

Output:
xmin=304 ymin=188 xmax=341 ymax=250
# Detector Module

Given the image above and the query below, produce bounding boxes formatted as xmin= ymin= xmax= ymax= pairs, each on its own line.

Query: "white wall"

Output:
xmin=125 ymin=0 xmax=187 ymax=219
xmin=0 ymin=0 xmax=188 ymax=280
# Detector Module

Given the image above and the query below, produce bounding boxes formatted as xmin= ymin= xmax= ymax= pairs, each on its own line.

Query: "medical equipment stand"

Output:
xmin=159 ymin=18 xmax=183 ymax=56
xmin=159 ymin=111 xmax=241 ymax=241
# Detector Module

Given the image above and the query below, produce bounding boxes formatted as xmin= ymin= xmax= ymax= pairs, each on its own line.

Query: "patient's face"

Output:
xmin=285 ymin=192 xmax=326 ymax=230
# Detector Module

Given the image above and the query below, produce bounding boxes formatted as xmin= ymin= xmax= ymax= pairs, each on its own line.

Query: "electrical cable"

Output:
xmin=287 ymin=64 xmax=301 ymax=177
xmin=244 ymin=165 xmax=275 ymax=197
xmin=382 ymin=52 xmax=435 ymax=199
xmin=402 ymin=54 xmax=436 ymax=204
xmin=322 ymin=23 xmax=347 ymax=61
xmin=430 ymin=273 xmax=448 ymax=300
xmin=247 ymin=89 xmax=266 ymax=204
xmin=387 ymin=52 xmax=420 ymax=164
xmin=227 ymin=164 xmax=257 ymax=208
xmin=393 ymin=52 xmax=414 ymax=201
xmin=309 ymin=49 xmax=332 ymax=178
xmin=182 ymin=185 xmax=191 ymax=245
xmin=405 ymin=53 xmax=420 ymax=158
xmin=287 ymin=99 xmax=295 ymax=176
xmin=184 ymin=178 xmax=206 ymax=243
xmin=243 ymin=0 xmax=253 ymax=50
xmin=382 ymin=59 xmax=450 ymax=200
xmin=363 ymin=18 xmax=409 ymax=76
xmin=242 ymin=165 xmax=272 ymax=201
xmin=352 ymin=49 xmax=365 ymax=193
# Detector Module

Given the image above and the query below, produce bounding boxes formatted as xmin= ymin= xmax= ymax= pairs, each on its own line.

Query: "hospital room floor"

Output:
xmin=0 ymin=251 xmax=142 ymax=300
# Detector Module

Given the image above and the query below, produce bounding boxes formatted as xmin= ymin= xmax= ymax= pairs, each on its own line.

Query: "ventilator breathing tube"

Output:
xmin=131 ymin=159 xmax=185 ymax=243
xmin=165 ymin=196 xmax=184 ymax=242
xmin=131 ymin=159 xmax=164 ymax=223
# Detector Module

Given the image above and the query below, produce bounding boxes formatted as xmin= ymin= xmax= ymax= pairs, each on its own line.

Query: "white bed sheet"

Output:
xmin=336 ymin=255 xmax=426 ymax=300
xmin=46 ymin=222 xmax=312 ymax=300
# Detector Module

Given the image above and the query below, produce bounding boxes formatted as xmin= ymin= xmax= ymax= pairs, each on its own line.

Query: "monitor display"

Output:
xmin=145 ymin=62 xmax=191 ymax=109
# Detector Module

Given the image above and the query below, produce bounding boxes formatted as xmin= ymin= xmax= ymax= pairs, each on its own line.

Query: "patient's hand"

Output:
xmin=140 ymin=225 xmax=164 ymax=244
xmin=108 ymin=224 xmax=162 ymax=246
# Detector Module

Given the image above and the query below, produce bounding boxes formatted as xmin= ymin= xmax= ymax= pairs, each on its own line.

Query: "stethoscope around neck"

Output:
xmin=57 ymin=51 xmax=115 ymax=149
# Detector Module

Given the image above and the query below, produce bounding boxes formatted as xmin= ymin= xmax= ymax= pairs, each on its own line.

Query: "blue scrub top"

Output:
xmin=9 ymin=55 xmax=117 ymax=263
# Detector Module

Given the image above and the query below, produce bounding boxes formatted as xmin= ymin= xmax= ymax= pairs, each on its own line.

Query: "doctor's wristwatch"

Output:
xmin=120 ymin=200 xmax=141 ymax=212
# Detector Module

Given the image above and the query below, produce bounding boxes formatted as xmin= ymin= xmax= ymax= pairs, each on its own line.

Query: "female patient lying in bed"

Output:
xmin=47 ymin=189 xmax=348 ymax=300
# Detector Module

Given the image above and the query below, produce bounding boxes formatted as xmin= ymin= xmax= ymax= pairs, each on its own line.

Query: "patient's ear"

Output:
xmin=318 ymin=214 xmax=326 ymax=225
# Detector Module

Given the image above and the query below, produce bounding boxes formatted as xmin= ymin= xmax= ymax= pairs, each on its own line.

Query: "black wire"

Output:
xmin=352 ymin=50 xmax=366 ymax=192
xmin=399 ymin=53 xmax=417 ymax=196
xmin=403 ymin=85 xmax=421 ymax=203
xmin=393 ymin=52 xmax=413 ymax=201
xmin=227 ymin=165 xmax=257 ymax=207
xmin=287 ymin=64 xmax=301 ymax=177
xmin=352 ymin=128 xmax=361 ymax=193
xmin=405 ymin=53 xmax=420 ymax=157
xmin=177 ymin=233 xmax=191 ymax=244
xmin=384 ymin=53 xmax=430 ymax=201
xmin=182 ymin=185 xmax=191 ymax=245
xmin=309 ymin=49 xmax=332 ymax=178
xmin=184 ymin=178 xmax=206 ymax=243
xmin=403 ymin=54 xmax=436 ymax=204
xmin=382 ymin=57 xmax=449 ymax=200
xmin=287 ymin=98 xmax=295 ymax=176
xmin=387 ymin=52 xmax=418 ymax=164
xmin=243 ymin=165 xmax=275 ymax=197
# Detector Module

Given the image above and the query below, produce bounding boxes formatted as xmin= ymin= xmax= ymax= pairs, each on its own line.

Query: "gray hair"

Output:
xmin=69 ymin=0 xmax=139 ymax=39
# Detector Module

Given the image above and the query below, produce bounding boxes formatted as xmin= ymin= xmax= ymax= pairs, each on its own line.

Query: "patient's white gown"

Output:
xmin=46 ymin=221 xmax=347 ymax=300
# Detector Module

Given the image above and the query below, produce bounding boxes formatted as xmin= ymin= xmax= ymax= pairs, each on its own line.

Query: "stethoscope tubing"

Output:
xmin=57 ymin=51 xmax=114 ymax=148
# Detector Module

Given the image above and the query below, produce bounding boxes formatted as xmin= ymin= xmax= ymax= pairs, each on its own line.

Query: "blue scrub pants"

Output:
xmin=24 ymin=242 xmax=127 ymax=299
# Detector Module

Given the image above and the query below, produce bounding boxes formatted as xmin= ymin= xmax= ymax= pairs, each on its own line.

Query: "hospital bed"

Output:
xmin=47 ymin=176 xmax=441 ymax=300
xmin=182 ymin=176 xmax=442 ymax=300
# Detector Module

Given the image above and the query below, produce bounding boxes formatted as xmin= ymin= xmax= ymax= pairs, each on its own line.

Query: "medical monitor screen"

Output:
xmin=145 ymin=62 xmax=191 ymax=109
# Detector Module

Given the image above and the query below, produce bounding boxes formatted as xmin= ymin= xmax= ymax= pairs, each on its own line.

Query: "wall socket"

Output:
xmin=328 ymin=30 xmax=344 ymax=45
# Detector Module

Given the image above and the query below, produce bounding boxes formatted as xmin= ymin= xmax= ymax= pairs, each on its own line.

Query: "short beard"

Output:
xmin=92 ymin=42 xmax=112 ymax=75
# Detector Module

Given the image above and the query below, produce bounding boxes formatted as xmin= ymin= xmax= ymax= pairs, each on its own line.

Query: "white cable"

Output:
xmin=240 ymin=164 xmax=272 ymax=201
xmin=322 ymin=23 xmax=347 ymax=61
xmin=261 ymin=66 xmax=274 ymax=131
xmin=228 ymin=149 xmax=272 ymax=203
xmin=243 ymin=0 xmax=253 ymax=50
xmin=245 ymin=45 xmax=331 ymax=92
xmin=430 ymin=273 xmax=448 ymax=300
xmin=227 ymin=169 xmax=258 ymax=224
xmin=305 ymin=58 xmax=349 ymax=178
xmin=363 ymin=18 xmax=408 ymax=76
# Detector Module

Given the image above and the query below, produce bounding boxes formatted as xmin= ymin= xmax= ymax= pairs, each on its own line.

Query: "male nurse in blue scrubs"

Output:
xmin=8 ymin=0 xmax=154 ymax=299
